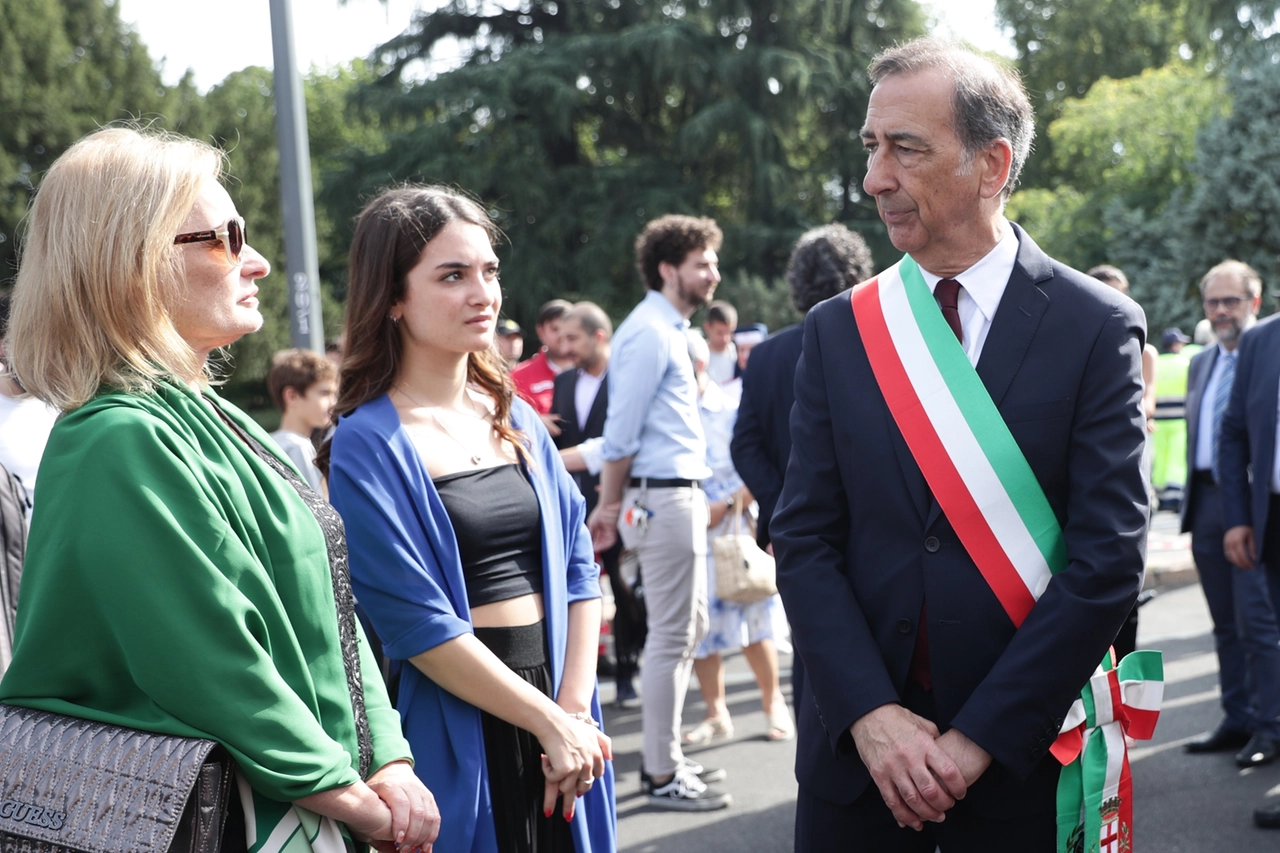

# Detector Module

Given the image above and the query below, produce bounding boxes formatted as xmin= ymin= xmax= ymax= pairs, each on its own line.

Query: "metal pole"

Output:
xmin=269 ymin=0 xmax=324 ymax=352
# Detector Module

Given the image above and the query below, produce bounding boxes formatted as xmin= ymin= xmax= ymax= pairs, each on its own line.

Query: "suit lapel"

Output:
xmin=586 ymin=372 xmax=609 ymax=438
xmin=1185 ymin=347 xmax=1217 ymax=460
xmin=562 ymin=373 xmax=582 ymax=445
xmin=1257 ymin=328 xmax=1280 ymax=484
xmin=923 ymin=224 xmax=1052 ymax=530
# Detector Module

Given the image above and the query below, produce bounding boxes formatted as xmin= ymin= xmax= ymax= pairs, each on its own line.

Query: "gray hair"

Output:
xmin=785 ymin=224 xmax=875 ymax=314
xmin=1200 ymin=259 xmax=1262 ymax=298
xmin=869 ymin=38 xmax=1034 ymax=200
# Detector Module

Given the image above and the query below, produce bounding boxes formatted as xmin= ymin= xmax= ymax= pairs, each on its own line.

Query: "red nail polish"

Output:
xmin=565 ymin=810 xmax=574 ymax=822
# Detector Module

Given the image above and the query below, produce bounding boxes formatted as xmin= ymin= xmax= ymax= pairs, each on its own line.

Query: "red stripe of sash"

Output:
xmin=851 ymin=280 xmax=1037 ymax=626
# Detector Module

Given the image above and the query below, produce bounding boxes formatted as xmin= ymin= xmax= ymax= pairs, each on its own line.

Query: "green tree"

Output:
xmin=327 ymin=0 xmax=925 ymax=329
xmin=1140 ymin=48 xmax=1280 ymax=328
xmin=0 ymin=0 xmax=202 ymax=280
xmin=1006 ymin=62 xmax=1224 ymax=278
xmin=994 ymin=0 xmax=1278 ymax=187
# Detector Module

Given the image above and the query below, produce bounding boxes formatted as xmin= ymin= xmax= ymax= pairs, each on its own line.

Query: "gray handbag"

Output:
xmin=0 ymin=703 xmax=238 ymax=853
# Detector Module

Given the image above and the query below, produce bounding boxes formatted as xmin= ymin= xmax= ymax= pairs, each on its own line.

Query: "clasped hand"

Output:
xmin=851 ymin=704 xmax=991 ymax=831
xmin=539 ymin=711 xmax=613 ymax=821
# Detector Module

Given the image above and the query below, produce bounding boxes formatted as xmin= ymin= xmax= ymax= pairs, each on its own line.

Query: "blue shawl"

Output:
xmin=329 ymin=394 xmax=617 ymax=853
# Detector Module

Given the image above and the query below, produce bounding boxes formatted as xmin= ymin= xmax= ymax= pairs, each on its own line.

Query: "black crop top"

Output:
xmin=433 ymin=463 xmax=544 ymax=607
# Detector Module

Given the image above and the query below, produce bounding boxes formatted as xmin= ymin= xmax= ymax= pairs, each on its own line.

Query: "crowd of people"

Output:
xmin=4 ymin=34 xmax=1280 ymax=853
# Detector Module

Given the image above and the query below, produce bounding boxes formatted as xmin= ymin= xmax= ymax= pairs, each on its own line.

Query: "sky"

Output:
xmin=116 ymin=0 xmax=1014 ymax=92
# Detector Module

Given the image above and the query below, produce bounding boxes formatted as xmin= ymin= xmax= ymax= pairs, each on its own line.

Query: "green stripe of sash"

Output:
xmin=897 ymin=255 xmax=1068 ymax=574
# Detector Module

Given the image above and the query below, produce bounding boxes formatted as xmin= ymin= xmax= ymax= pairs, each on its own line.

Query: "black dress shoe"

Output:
xmin=1236 ymin=733 xmax=1279 ymax=767
xmin=1256 ymin=801 xmax=1280 ymax=828
xmin=1184 ymin=721 xmax=1252 ymax=753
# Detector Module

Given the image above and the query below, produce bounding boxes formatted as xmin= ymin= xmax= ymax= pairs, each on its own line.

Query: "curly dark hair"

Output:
xmin=634 ymin=215 xmax=723 ymax=291
xmin=784 ymin=224 xmax=875 ymax=314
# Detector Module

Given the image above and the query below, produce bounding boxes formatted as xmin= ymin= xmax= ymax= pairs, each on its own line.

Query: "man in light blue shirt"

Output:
xmin=588 ymin=214 xmax=732 ymax=811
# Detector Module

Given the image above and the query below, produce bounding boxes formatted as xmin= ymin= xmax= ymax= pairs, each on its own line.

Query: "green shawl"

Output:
xmin=0 ymin=380 xmax=410 ymax=805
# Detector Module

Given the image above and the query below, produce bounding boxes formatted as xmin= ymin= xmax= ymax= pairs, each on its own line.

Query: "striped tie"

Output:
xmin=1211 ymin=351 xmax=1237 ymax=483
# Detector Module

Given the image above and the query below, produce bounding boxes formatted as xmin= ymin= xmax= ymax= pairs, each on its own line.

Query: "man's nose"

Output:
xmin=863 ymin=150 xmax=894 ymax=196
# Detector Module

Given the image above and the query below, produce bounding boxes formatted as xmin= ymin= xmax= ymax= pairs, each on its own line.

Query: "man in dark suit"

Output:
xmin=1218 ymin=289 xmax=1280 ymax=829
xmin=731 ymin=223 xmax=874 ymax=551
xmin=1179 ymin=261 xmax=1280 ymax=770
xmin=771 ymin=38 xmax=1147 ymax=851
xmin=550 ymin=301 xmax=643 ymax=707
xmin=731 ymin=224 xmax=874 ymax=716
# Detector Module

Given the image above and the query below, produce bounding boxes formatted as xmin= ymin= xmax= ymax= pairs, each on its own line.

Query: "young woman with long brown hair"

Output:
xmin=322 ymin=186 xmax=616 ymax=853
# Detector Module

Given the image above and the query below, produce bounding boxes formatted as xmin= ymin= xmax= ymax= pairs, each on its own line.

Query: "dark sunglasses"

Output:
xmin=174 ymin=216 xmax=247 ymax=265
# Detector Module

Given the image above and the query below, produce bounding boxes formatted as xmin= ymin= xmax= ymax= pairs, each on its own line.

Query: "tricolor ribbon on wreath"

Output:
xmin=851 ymin=254 xmax=1163 ymax=853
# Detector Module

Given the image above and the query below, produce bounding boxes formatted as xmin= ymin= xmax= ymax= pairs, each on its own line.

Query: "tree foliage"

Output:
xmin=1134 ymin=49 xmax=1280 ymax=327
xmin=0 ymin=0 xmax=202 ymax=279
xmin=994 ymin=0 xmax=1279 ymax=186
xmin=325 ymin=0 xmax=926 ymax=328
xmin=1006 ymin=62 xmax=1224 ymax=277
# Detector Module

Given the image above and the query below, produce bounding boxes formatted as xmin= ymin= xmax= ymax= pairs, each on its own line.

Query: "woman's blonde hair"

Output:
xmin=6 ymin=126 xmax=225 ymax=410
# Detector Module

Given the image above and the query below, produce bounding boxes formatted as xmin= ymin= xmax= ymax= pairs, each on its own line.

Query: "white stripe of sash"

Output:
xmin=878 ymin=270 xmax=1055 ymax=601
xmin=1121 ymin=678 xmax=1164 ymax=712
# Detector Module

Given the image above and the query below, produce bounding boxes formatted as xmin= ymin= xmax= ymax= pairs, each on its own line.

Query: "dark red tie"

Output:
xmin=935 ymin=278 xmax=964 ymax=343
xmin=909 ymin=279 xmax=965 ymax=692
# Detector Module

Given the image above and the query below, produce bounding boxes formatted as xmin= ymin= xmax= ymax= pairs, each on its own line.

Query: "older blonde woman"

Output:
xmin=0 ymin=127 xmax=438 ymax=853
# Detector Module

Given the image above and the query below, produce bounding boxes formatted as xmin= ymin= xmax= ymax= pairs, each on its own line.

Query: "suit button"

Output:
xmin=897 ymin=618 xmax=913 ymax=634
xmin=924 ymin=536 xmax=940 ymax=553
xmin=1037 ymin=737 xmax=1049 ymax=749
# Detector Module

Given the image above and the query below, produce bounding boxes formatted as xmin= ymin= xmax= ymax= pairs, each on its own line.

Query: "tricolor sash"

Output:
xmin=237 ymin=775 xmax=353 ymax=853
xmin=850 ymin=255 xmax=1162 ymax=852
xmin=1053 ymin=650 xmax=1163 ymax=853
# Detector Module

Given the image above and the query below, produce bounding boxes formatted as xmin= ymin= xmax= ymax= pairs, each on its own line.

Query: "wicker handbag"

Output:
xmin=0 ymin=703 xmax=238 ymax=853
xmin=712 ymin=509 xmax=778 ymax=605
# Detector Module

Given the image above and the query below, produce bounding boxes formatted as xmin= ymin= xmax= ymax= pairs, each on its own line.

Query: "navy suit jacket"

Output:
xmin=1179 ymin=345 xmax=1219 ymax=533
xmin=730 ymin=323 xmax=803 ymax=548
xmin=1219 ymin=315 xmax=1280 ymax=554
xmin=771 ymin=225 xmax=1148 ymax=810
xmin=550 ymin=368 xmax=609 ymax=516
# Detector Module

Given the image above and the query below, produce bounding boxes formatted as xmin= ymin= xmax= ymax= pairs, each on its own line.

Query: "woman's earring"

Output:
xmin=389 ymin=314 xmax=400 ymax=325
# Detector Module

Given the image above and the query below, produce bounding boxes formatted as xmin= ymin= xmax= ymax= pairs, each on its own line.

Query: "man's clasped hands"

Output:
xmin=852 ymin=704 xmax=993 ymax=831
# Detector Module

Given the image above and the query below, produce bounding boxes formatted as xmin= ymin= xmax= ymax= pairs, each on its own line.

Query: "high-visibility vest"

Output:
xmin=1154 ymin=350 xmax=1191 ymax=419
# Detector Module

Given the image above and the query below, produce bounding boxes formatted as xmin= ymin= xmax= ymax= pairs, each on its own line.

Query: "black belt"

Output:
xmin=629 ymin=477 xmax=701 ymax=489
xmin=1192 ymin=470 xmax=1216 ymax=487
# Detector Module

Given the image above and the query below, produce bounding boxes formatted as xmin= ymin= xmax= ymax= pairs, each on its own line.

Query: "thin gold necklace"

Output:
xmin=396 ymin=385 xmax=486 ymax=466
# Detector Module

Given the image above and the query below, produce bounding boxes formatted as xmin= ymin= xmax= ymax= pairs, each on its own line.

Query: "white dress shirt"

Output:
xmin=1194 ymin=345 xmax=1235 ymax=472
xmin=574 ymin=368 xmax=605 ymax=432
xmin=917 ymin=223 xmax=1019 ymax=367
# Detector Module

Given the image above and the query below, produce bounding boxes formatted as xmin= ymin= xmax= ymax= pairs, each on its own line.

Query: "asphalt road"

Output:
xmin=602 ymin=566 xmax=1280 ymax=852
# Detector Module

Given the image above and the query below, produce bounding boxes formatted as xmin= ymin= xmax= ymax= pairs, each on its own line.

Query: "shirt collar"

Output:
xmin=919 ymin=222 xmax=1019 ymax=323
xmin=1217 ymin=343 xmax=1237 ymax=362
xmin=643 ymin=289 xmax=690 ymax=329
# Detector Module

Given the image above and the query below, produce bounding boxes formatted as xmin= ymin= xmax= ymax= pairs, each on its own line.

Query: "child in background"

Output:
xmin=268 ymin=348 xmax=338 ymax=494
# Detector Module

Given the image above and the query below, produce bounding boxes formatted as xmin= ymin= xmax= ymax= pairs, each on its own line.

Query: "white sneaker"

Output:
xmin=646 ymin=767 xmax=733 ymax=812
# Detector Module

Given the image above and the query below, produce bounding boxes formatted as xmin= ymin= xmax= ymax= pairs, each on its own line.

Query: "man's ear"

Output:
xmin=977 ymin=138 xmax=1014 ymax=201
xmin=657 ymin=260 xmax=677 ymax=286
xmin=282 ymin=385 xmax=302 ymax=406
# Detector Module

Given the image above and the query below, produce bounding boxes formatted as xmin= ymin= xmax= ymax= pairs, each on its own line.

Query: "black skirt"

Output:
xmin=473 ymin=621 xmax=577 ymax=853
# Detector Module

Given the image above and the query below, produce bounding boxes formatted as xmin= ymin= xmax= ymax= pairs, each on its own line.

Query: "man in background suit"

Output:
xmin=731 ymin=224 xmax=874 ymax=716
xmin=1180 ymin=261 xmax=1280 ymax=770
xmin=772 ymin=38 xmax=1147 ymax=851
xmin=550 ymin=302 xmax=643 ymax=707
xmin=732 ymin=224 xmax=874 ymax=552
xmin=1219 ymin=283 xmax=1280 ymax=829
